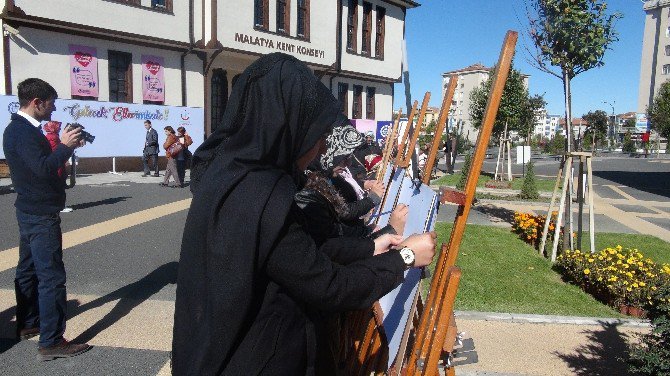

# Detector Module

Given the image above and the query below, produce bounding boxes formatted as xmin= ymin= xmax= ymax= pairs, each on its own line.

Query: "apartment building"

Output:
xmin=638 ymin=0 xmax=670 ymax=114
xmin=0 ymin=0 xmax=418 ymax=136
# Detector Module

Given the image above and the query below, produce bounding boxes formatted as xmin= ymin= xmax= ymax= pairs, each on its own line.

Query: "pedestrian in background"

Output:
xmin=142 ymin=120 xmax=159 ymax=177
xmin=161 ymin=126 xmax=182 ymax=188
xmin=175 ymin=126 xmax=193 ymax=186
xmin=2 ymin=78 xmax=91 ymax=360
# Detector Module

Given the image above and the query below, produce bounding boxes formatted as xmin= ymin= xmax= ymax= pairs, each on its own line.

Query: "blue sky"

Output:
xmin=393 ymin=0 xmax=646 ymax=118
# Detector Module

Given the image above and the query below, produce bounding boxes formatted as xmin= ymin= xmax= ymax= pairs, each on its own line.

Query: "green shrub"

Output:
xmin=457 ymin=153 xmax=472 ymax=191
xmin=519 ymin=161 xmax=539 ymax=200
xmin=623 ymin=131 xmax=636 ymax=153
xmin=628 ymin=282 xmax=670 ymax=375
xmin=543 ymin=132 xmax=566 ymax=155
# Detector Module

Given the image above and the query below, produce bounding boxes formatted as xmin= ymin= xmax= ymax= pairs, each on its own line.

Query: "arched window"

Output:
xmin=211 ymin=69 xmax=228 ymax=133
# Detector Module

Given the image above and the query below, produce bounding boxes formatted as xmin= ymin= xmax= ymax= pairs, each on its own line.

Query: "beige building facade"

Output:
xmin=638 ymin=0 xmax=670 ymax=114
xmin=0 ymin=0 xmax=418 ymax=136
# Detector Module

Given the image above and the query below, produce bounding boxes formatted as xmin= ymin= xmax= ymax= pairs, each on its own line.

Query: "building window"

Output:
xmin=297 ymin=0 xmax=310 ymax=39
xmin=366 ymin=87 xmax=375 ymax=119
xmin=151 ymin=0 xmax=171 ymax=10
xmin=664 ymin=64 xmax=670 ymax=75
xmin=666 ymin=45 xmax=670 ymax=56
xmin=338 ymin=83 xmax=349 ymax=116
xmin=255 ymin=0 xmax=269 ymax=30
xmin=276 ymin=0 xmax=289 ymax=34
xmin=353 ymin=85 xmax=363 ymax=119
xmin=375 ymin=6 xmax=385 ymax=59
xmin=346 ymin=0 xmax=358 ymax=52
xmin=361 ymin=2 xmax=372 ymax=56
xmin=108 ymin=50 xmax=132 ymax=103
xmin=211 ymin=69 xmax=228 ymax=133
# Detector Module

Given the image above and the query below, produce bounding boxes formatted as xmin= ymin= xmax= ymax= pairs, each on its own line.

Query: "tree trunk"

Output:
xmin=562 ymin=68 xmax=574 ymax=252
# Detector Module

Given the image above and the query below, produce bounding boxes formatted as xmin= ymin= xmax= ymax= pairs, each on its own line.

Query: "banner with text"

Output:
xmin=69 ymin=45 xmax=99 ymax=98
xmin=0 ymin=96 xmax=203 ymax=158
xmin=142 ymin=55 xmax=165 ymax=102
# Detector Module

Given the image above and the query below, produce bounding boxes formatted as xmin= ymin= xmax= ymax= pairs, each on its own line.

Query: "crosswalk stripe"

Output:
xmin=0 ymin=199 xmax=192 ymax=273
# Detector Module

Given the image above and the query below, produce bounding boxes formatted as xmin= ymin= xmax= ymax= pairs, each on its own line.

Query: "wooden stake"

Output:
xmin=400 ymin=92 xmax=431 ymax=168
xmin=423 ymin=77 xmax=458 ymax=185
xmin=587 ymin=156 xmax=595 ymax=254
xmin=539 ymin=157 xmax=564 ymax=255
xmin=551 ymin=156 xmax=572 ymax=261
xmin=396 ymin=101 xmax=419 ymax=165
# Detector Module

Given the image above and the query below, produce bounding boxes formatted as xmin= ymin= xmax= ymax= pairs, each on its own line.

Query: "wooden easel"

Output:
xmin=539 ymin=152 xmax=595 ymax=261
xmin=494 ymin=122 xmax=512 ymax=182
xmin=403 ymin=31 xmax=518 ymax=376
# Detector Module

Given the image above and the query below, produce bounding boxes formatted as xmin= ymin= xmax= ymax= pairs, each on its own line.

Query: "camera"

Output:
xmin=65 ymin=123 xmax=95 ymax=144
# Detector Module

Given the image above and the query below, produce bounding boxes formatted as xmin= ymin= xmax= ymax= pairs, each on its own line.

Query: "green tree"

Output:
xmin=622 ymin=131 xmax=635 ymax=153
xmin=544 ymin=131 xmax=566 ymax=155
xmin=456 ymin=153 xmax=472 ymax=191
xmin=469 ymin=63 xmax=543 ymax=141
xmin=418 ymin=119 xmax=445 ymax=150
xmin=520 ymin=161 xmax=540 ymax=200
xmin=582 ymin=110 xmax=609 ymax=151
xmin=624 ymin=118 xmax=636 ymax=129
xmin=648 ymin=79 xmax=670 ymax=141
xmin=527 ymin=0 xmax=621 ymax=152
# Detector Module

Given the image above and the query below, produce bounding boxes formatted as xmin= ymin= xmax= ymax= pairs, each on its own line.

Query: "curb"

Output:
xmin=454 ymin=310 xmax=650 ymax=328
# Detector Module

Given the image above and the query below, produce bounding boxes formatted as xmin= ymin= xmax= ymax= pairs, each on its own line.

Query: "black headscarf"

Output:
xmin=172 ymin=53 xmax=348 ymax=375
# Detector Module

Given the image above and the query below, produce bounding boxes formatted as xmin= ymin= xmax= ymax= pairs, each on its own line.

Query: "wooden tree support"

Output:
xmin=422 ymin=75 xmax=458 ymax=185
xmin=403 ymin=30 xmax=518 ymax=376
xmin=539 ymin=152 xmax=596 ymax=261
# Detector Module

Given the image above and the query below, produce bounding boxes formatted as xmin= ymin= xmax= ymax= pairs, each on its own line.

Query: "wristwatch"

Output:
xmin=398 ymin=247 xmax=415 ymax=269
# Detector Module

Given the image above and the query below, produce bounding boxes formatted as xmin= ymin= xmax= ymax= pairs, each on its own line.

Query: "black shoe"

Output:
xmin=153 ymin=173 xmax=160 ymax=177
xmin=159 ymin=183 xmax=168 ymax=187
xmin=18 ymin=327 xmax=39 ymax=341
xmin=141 ymin=173 xmax=149 ymax=177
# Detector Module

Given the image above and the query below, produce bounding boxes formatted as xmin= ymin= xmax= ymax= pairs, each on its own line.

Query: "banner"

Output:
xmin=636 ymin=113 xmax=650 ymax=132
xmin=69 ymin=45 xmax=99 ymax=98
xmin=142 ymin=55 xmax=165 ymax=102
xmin=0 ymin=95 xmax=204 ymax=158
xmin=351 ymin=119 xmax=377 ymax=138
xmin=376 ymin=120 xmax=392 ymax=147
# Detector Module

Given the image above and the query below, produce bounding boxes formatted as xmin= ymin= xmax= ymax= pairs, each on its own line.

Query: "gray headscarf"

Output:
xmin=319 ymin=124 xmax=364 ymax=171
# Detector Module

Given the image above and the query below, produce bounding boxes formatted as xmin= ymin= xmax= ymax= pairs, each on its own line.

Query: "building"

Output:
xmin=0 ymin=0 xmax=418 ymax=139
xmin=441 ymin=63 xmax=529 ymax=142
xmin=533 ymin=109 xmax=561 ymax=139
xmin=638 ymin=0 xmax=670 ymax=114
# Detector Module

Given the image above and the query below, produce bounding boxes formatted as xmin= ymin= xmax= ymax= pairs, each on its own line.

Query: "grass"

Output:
xmin=432 ymin=172 xmax=557 ymax=192
xmin=429 ymin=223 xmax=626 ymax=317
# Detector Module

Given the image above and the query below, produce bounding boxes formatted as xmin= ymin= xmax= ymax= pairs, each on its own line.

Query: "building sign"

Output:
xmin=234 ymin=32 xmax=326 ymax=59
xmin=636 ymin=113 xmax=650 ymax=132
xmin=142 ymin=55 xmax=165 ymax=102
xmin=0 ymin=95 xmax=203 ymax=158
xmin=69 ymin=45 xmax=99 ymax=98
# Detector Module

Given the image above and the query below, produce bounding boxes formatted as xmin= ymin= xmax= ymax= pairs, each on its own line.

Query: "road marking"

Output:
xmin=0 ymin=199 xmax=192 ymax=273
xmin=604 ymin=185 xmax=637 ymax=201
xmin=156 ymin=360 xmax=172 ymax=376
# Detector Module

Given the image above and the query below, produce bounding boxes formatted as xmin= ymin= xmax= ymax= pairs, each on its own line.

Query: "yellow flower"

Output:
xmin=584 ymin=269 xmax=590 ymax=275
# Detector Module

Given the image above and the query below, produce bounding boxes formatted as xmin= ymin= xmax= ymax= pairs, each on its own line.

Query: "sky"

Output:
xmin=393 ymin=0 xmax=647 ymax=118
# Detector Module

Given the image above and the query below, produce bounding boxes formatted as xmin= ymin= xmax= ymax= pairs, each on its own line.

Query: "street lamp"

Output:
xmin=603 ymin=100 xmax=616 ymax=148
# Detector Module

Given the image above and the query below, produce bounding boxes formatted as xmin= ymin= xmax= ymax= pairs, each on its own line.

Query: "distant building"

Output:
xmin=558 ymin=118 xmax=588 ymax=138
xmin=638 ymin=1 xmax=670 ymax=114
xmin=533 ymin=109 xmax=561 ymax=139
xmin=441 ymin=63 xmax=528 ymax=142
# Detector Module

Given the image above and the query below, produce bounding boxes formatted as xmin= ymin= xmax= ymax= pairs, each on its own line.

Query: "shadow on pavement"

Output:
xmin=593 ymin=171 xmax=670 ymax=200
xmin=69 ymin=262 xmax=177 ymax=344
xmin=0 ymin=299 xmax=82 ymax=355
xmin=554 ymin=322 xmax=631 ymax=376
xmin=70 ymin=196 xmax=131 ymax=211
xmin=473 ymin=204 xmax=517 ymax=225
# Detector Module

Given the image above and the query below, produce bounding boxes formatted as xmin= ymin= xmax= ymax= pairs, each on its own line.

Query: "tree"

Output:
xmin=624 ymin=118 xmax=636 ymax=129
xmin=582 ymin=110 xmax=609 ymax=151
xmin=622 ymin=131 xmax=635 ymax=153
xmin=648 ymin=79 xmax=670 ymax=141
xmin=456 ymin=153 xmax=472 ymax=191
xmin=469 ymin=62 xmax=544 ymax=141
xmin=418 ymin=119 xmax=445 ymax=150
xmin=544 ymin=131 xmax=566 ymax=155
xmin=527 ymin=0 xmax=621 ymax=152
xmin=520 ymin=161 xmax=540 ymax=200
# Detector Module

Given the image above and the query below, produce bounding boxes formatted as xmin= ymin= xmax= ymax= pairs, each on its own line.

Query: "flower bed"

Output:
xmin=485 ymin=179 xmax=512 ymax=189
xmin=555 ymin=246 xmax=670 ymax=316
xmin=512 ymin=211 xmax=557 ymax=253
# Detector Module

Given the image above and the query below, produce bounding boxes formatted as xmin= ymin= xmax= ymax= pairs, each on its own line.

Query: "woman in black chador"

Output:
xmin=171 ymin=53 xmax=435 ymax=376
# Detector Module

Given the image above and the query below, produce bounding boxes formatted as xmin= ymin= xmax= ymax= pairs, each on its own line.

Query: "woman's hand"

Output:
xmin=399 ymin=232 xmax=437 ymax=267
xmin=389 ymin=204 xmax=409 ymax=235
xmin=373 ymin=234 xmax=404 ymax=256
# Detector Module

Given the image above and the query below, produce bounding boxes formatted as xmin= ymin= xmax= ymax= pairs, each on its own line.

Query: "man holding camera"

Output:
xmin=142 ymin=120 xmax=159 ymax=177
xmin=2 ymin=78 xmax=90 ymax=360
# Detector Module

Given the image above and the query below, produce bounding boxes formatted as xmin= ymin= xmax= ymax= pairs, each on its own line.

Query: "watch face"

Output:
xmin=400 ymin=247 xmax=415 ymax=267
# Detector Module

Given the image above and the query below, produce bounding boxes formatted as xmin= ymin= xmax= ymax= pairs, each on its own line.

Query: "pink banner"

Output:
xmin=142 ymin=55 xmax=165 ymax=102
xmin=352 ymin=119 xmax=377 ymax=139
xmin=69 ymin=45 xmax=98 ymax=97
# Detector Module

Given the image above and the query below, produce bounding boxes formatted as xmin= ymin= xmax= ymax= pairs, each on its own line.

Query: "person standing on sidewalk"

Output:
xmin=142 ymin=120 xmax=159 ymax=177
xmin=2 ymin=78 xmax=91 ymax=360
xmin=175 ymin=126 xmax=192 ymax=186
xmin=161 ymin=126 xmax=182 ymax=187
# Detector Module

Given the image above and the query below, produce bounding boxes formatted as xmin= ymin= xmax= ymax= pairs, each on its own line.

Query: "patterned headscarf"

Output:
xmin=320 ymin=124 xmax=364 ymax=171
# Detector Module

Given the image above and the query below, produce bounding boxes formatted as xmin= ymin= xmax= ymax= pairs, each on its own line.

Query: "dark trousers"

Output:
xmin=15 ymin=209 xmax=67 ymax=347
xmin=142 ymin=153 xmax=159 ymax=175
xmin=176 ymin=159 xmax=186 ymax=185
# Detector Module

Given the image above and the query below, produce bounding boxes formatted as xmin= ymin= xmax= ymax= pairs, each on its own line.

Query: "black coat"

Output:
xmin=172 ymin=53 xmax=406 ymax=376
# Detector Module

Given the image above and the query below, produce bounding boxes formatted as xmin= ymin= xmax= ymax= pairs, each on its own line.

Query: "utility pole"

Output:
xmin=603 ymin=100 xmax=615 ymax=148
